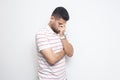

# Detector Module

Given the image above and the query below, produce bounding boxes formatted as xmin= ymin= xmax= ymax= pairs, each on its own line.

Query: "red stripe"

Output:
xmin=37 ymin=44 xmax=50 ymax=48
xmin=39 ymin=60 xmax=64 ymax=67
xmin=38 ymin=71 xmax=66 ymax=79
xmin=36 ymin=39 xmax=49 ymax=44
xmin=39 ymin=62 xmax=65 ymax=70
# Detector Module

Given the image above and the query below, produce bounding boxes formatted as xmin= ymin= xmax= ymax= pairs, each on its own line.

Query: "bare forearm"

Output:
xmin=40 ymin=48 xmax=65 ymax=65
xmin=54 ymin=50 xmax=65 ymax=63
xmin=58 ymin=24 xmax=74 ymax=57
xmin=61 ymin=38 xmax=74 ymax=57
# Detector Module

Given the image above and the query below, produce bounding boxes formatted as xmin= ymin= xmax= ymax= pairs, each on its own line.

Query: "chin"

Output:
xmin=53 ymin=29 xmax=59 ymax=34
xmin=56 ymin=30 xmax=60 ymax=34
xmin=54 ymin=29 xmax=60 ymax=33
xmin=58 ymin=31 xmax=60 ymax=34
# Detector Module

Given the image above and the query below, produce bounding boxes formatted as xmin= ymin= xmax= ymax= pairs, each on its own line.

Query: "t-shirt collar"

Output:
xmin=47 ymin=25 xmax=55 ymax=34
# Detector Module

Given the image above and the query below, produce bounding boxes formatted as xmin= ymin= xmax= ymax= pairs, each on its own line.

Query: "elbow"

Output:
xmin=67 ymin=51 xmax=74 ymax=57
xmin=66 ymin=44 xmax=74 ymax=57
xmin=47 ymin=58 xmax=57 ymax=66
xmin=67 ymin=52 xmax=73 ymax=57
xmin=49 ymin=61 xmax=56 ymax=66
xmin=67 ymin=49 xmax=74 ymax=57
xmin=68 ymin=54 xmax=73 ymax=57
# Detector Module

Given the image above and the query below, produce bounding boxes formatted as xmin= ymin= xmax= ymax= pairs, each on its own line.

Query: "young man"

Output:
xmin=36 ymin=7 xmax=74 ymax=80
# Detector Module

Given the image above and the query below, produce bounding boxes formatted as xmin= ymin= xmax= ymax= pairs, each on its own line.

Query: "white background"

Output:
xmin=0 ymin=0 xmax=120 ymax=80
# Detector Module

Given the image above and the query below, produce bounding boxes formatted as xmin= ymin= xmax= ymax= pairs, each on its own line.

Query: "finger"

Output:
xmin=60 ymin=25 xmax=64 ymax=28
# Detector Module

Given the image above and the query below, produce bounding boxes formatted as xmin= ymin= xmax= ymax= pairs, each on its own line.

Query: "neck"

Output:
xmin=48 ymin=22 xmax=51 ymax=28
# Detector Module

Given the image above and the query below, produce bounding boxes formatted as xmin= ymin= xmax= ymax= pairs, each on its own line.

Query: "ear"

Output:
xmin=50 ymin=16 xmax=55 ymax=21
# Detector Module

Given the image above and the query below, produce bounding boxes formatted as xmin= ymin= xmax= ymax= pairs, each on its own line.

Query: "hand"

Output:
xmin=58 ymin=24 xmax=66 ymax=36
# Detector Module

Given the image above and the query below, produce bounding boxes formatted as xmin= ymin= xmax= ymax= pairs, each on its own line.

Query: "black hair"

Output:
xmin=52 ymin=7 xmax=69 ymax=21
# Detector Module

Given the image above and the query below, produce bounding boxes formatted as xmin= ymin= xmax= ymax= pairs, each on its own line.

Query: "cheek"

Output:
xmin=55 ymin=23 xmax=59 ymax=28
xmin=55 ymin=22 xmax=59 ymax=26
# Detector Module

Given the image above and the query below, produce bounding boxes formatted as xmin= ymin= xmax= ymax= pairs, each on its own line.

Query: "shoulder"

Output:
xmin=36 ymin=27 xmax=47 ymax=35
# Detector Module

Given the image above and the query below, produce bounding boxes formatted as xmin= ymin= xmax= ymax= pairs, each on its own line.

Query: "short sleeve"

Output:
xmin=35 ymin=32 xmax=51 ymax=52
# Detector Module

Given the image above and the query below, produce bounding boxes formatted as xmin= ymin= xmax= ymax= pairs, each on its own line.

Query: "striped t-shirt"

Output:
xmin=35 ymin=25 xmax=68 ymax=80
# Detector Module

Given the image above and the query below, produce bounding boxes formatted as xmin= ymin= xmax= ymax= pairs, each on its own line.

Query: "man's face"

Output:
xmin=51 ymin=17 xmax=66 ymax=34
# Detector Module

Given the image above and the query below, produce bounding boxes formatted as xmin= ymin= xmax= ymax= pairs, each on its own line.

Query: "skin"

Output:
xmin=40 ymin=16 xmax=74 ymax=65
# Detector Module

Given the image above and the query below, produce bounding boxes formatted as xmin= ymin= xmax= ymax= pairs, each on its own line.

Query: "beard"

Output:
xmin=51 ymin=24 xmax=60 ymax=34
xmin=52 ymin=26 xmax=60 ymax=34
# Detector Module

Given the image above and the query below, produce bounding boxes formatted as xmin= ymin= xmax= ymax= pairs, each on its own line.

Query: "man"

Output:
xmin=35 ymin=7 xmax=74 ymax=80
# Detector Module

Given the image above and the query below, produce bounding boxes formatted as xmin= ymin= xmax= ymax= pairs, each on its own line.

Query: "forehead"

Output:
xmin=57 ymin=18 xmax=66 ymax=24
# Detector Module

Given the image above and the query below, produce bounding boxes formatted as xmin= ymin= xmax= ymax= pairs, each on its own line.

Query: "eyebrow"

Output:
xmin=59 ymin=23 xmax=63 ymax=25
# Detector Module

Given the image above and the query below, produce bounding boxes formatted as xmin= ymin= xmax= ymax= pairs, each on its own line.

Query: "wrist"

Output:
xmin=60 ymin=35 xmax=66 ymax=40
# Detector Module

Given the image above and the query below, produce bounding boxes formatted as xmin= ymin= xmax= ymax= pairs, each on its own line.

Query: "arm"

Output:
xmin=60 ymin=37 xmax=74 ymax=57
xmin=40 ymin=48 xmax=65 ymax=65
xmin=59 ymin=25 xmax=74 ymax=57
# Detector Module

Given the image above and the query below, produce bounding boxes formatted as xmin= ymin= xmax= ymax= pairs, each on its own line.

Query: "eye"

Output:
xmin=59 ymin=23 xmax=62 ymax=25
